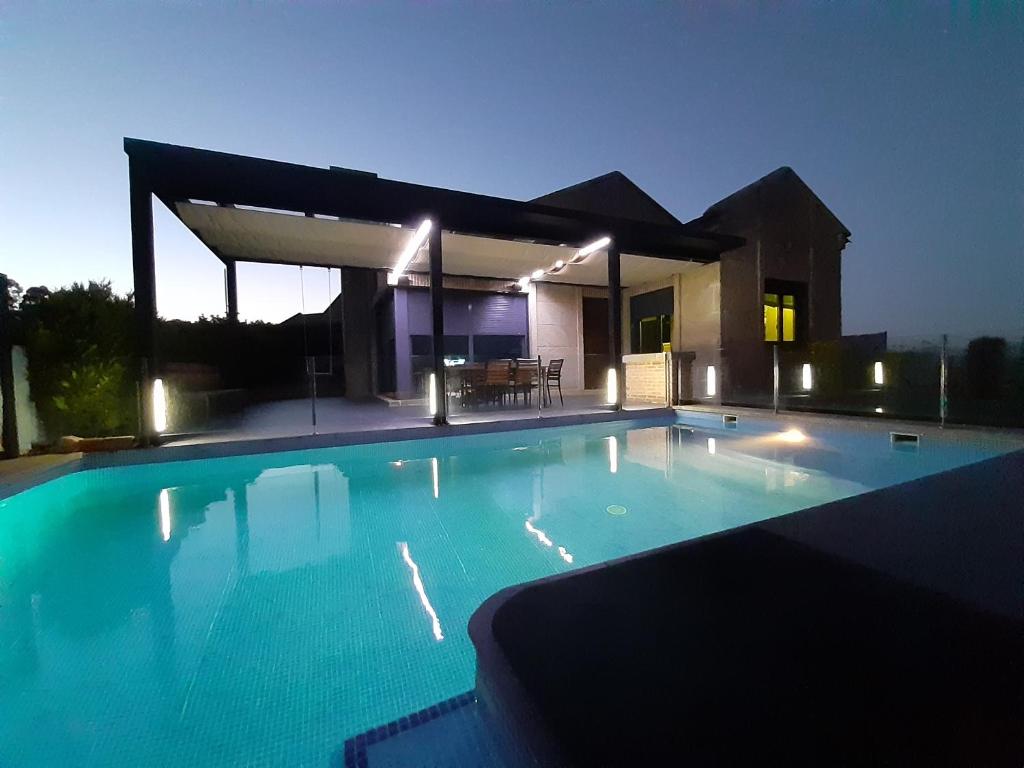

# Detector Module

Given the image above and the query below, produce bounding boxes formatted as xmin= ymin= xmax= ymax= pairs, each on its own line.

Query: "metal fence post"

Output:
xmin=939 ymin=334 xmax=948 ymax=428
xmin=664 ymin=351 xmax=671 ymax=408
xmin=772 ymin=344 xmax=780 ymax=414
xmin=307 ymin=356 xmax=318 ymax=435
xmin=537 ymin=356 xmax=543 ymax=418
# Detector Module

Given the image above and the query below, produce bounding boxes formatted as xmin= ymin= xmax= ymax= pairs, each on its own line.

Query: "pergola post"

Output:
xmin=607 ymin=242 xmax=623 ymax=410
xmin=428 ymin=221 xmax=447 ymax=425
xmin=129 ymin=158 xmax=158 ymax=445
xmin=224 ymin=259 xmax=239 ymax=322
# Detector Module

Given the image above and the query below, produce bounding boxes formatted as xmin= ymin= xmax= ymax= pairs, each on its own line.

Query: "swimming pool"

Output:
xmin=0 ymin=415 xmax=1013 ymax=766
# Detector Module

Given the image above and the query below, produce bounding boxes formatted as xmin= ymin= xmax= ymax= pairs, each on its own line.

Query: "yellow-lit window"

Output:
xmin=763 ymin=293 xmax=779 ymax=342
xmin=782 ymin=294 xmax=796 ymax=342
xmin=764 ymin=292 xmax=797 ymax=342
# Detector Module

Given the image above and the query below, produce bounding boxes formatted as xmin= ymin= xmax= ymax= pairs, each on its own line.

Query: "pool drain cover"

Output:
xmin=606 ymin=504 xmax=627 ymax=516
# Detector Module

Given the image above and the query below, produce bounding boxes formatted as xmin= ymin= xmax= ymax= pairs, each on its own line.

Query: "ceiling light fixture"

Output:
xmin=571 ymin=236 xmax=611 ymax=263
xmin=389 ymin=218 xmax=432 ymax=283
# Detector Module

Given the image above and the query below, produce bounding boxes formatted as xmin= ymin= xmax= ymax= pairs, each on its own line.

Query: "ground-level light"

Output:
xmin=152 ymin=378 xmax=168 ymax=434
xmin=428 ymin=373 xmax=438 ymax=416
xmin=801 ymin=363 xmax=813 ymax=391
xmin=873 ymin=361 xmax=885 ymax=386
xmin=606 ymin=368 xmax=618 ymax=405
xmin=705 ymin=365 xmax=717 ymax=398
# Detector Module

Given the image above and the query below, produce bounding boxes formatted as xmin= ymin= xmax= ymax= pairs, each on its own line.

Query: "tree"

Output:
xmin=4 ymin=277 xmax=23 ymax=310
xmin=22 ymin=281 xmax=137 ymax=438
xmin=21 ymin=285 xmax=50 ymax=310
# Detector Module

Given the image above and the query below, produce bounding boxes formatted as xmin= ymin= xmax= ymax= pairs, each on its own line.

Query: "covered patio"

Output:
xmin=126 ymin=139 xmax=740 ymax=443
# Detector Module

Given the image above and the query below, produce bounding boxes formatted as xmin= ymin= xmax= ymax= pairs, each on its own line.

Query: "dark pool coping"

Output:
xmin=468 ymin=448 xmax=1024 ymax=766
xmin=0 ymin=408 xmax=672 ymax=501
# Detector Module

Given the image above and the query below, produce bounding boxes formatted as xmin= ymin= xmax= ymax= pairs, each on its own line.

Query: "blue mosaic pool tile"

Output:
xmin=340 ymin=691 xmax=479 ymax=768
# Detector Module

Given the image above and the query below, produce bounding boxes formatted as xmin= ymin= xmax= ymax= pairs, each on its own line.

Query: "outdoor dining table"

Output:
xmin=446 ymin=362 xmax=551 ymax=407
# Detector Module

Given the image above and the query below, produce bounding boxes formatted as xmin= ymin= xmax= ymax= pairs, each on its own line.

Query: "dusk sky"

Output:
xmin=3 ymin=2 xmax=1021 ymax=339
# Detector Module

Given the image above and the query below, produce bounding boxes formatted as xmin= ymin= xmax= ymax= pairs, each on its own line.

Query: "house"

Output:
xmin=125 ymin=139 xmax=848 ymax=437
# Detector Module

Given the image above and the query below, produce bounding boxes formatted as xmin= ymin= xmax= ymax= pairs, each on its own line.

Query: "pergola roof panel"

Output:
xmin=127 ymin=138 xmax=743 ymax=267
xmin=177 ymin=203 xmax=699 ymax=287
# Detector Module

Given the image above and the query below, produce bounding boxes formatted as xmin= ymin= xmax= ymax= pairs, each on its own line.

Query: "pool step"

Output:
xmin=339 ymin=691 xmax=525 ymax=768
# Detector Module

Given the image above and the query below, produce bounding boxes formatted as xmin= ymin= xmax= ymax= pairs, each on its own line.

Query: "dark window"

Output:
xmin=443 ymin=335 xmax=469 ymax=356
xmin=638 ymin=314 xmax=672 ymax=353
xmin=410 ymin=334 xmax=432 ymax=356
xmin=630 ymin=287 xmax=674 ymax=354
xmin=413 ymin=334 xmax=469 ymax=365
xmin=474 ymin=335 xmax=525 ymax=360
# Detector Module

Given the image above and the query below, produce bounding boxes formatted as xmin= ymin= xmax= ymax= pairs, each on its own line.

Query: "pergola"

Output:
xmin=125 ymin=138 xmax=741 ymax=438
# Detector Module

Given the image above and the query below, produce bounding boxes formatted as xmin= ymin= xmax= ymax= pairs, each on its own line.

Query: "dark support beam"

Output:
xmin=428 ymin=222 xmax=447 ymax=425
xmin=126 ymin=138 xmax=743 ymax=262
xmin=129 ymin=159 xmax=158 ymax=444
xmin=0 ymin=274 xmax=19 ymax=458
xmin=224 ymin=259 xmax=239 ymax=322
xmin=607 ymin=243 xmax=623 ymax=410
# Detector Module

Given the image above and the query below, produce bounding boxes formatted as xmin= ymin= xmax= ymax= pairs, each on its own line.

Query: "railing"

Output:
xmin=675 ymin=334 xmax=1024 ymax=429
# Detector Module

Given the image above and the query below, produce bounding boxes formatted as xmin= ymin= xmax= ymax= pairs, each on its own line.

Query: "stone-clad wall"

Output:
xmin=623 ymin=353 xmax=669 ymax=404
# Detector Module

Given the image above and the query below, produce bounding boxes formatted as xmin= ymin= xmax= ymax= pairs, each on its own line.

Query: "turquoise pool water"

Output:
xmin=0 ymin=417 xmax=1010 ymax=767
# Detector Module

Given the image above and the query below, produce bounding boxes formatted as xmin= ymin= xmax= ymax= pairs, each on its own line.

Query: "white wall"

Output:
xmin=526 ymin=264 xmax=724 ymax=397
xmin=676 ymin=262 xmax=722 ymax=352
xmin=528 ymin=282 xmax=584 ymax=391
xmin=677 ymin=263 xmax=723 ymax=402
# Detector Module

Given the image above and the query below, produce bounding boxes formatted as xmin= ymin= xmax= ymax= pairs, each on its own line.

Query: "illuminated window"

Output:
xmin=763 ymin=293 xmax=779 ymax=342
xmin=782 ymin=294 xmax=796 ymax=342
xmin=764 ymin=292 xmax=797 ymax=342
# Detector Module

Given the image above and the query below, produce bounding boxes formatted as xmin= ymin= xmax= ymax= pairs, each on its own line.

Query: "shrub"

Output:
xmin=22 ymin=282 xmax=137 ymax=439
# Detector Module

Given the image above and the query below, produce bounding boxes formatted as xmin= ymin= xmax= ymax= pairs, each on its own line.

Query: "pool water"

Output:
xmin=0 ymin=417 xmax=1008 ymax=767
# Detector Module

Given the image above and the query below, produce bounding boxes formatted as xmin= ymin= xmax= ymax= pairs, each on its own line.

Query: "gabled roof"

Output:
xmin=531 ymin=171 xmax=683 ymax=227
xmin=689 ymin=166 xmax=851 ymax=240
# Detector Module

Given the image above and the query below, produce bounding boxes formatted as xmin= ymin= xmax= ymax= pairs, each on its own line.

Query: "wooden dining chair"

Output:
xmin=514 ymin=358 xmax=540 ymax=406
xmin=461 ymin=364 xmax=486 ymax=408
xmin=485 ymin=360 xmax=512 ymax=405
xmin=547 ymin=358 xmax=565 ymax=406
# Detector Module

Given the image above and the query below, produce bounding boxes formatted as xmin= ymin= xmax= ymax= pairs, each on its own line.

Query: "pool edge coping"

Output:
xmin=0 ymin=408 xmax=673 ymax=501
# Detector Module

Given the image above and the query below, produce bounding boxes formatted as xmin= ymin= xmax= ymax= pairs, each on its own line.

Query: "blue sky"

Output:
xmin=2 ymin=2 xmax=1021 ymax=337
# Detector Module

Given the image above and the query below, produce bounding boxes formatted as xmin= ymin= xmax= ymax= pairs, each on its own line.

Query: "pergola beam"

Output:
xmin=127 ymin=138 xmax=742 ymax=263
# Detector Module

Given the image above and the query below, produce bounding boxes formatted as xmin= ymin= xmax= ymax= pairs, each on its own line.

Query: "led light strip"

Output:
xmin=516 ymin=236 xmax=611 ymax=291
xmin=388 ymin=219 xmax=433 ymax=285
